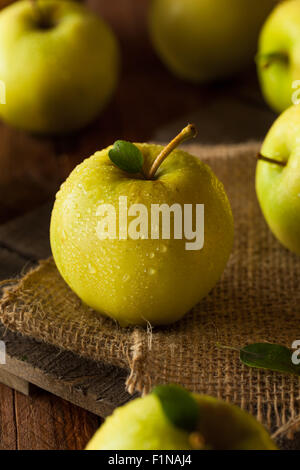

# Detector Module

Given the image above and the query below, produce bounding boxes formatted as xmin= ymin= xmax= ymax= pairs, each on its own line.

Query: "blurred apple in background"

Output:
xmin=256 ymin=104 xmax=300 ymax=255
xmin=148 ymin=0 xmax=278 ymax=83
xmin=257 ymin=0 xmax=300 ymax=113
xmin=0 ymin=0 xmax=120 ymax=134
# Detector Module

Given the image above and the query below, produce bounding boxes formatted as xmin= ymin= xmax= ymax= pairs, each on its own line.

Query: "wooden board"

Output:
xmin=0 ymin=368 xmax=33 ymax=396
xmin=0 ymin=203 xmax=136 ymax=417
xmin=0 ymin=324 xmax=134 ymax=417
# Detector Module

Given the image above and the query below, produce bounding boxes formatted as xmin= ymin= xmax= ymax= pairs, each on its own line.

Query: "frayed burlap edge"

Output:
xmin=0 ymin=259 xmax=151 ymax=393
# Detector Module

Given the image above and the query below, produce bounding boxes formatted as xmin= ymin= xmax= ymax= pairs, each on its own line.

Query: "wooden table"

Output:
xmin=0 ymin=0 xmax=277 ymax=450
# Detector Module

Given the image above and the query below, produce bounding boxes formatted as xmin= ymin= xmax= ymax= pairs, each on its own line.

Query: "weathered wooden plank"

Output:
xmin=0 ymin=369 xmax=32 ymax=396
xmin=0 ymin=202 xmax=52 ymax=261
xmin=0 ymin=247 xmax=30 ymax=279
xmin=0 ymin=322 xmax=134 ymax=418
xmin=0 ymin=383 xmax=17 ymax=450
xmin=153 ymin=90 xmax=276 ymax=144
xmin=14 ymin=387 xmax=100 ymax=450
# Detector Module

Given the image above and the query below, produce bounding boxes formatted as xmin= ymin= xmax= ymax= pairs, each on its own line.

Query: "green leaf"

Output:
xmin=108 ymin=140 xmax=144 ymax=174
xmin=152 ymin=384 xmax=199 ymax=433
xmin=240 ymin=343 xmax=300 ymax=376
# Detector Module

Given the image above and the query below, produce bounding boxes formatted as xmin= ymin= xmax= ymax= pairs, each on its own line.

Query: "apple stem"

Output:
xmin=257 ymin=152 xmax=286 ymax=167
xmin=255 ymin=52 xmax=288 ymax=69
xmin=147 ymin=124 xmax=198 ymax=179
xmin=30 ymin=0 xmax=46 ymax=27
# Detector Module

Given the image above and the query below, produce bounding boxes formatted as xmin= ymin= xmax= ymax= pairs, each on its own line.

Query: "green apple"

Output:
xmin=0 ymin=0 xmax=119 ymax=134
xmin=257 ymin=0 xmax=300 ymax=113
xmin=148 ymin=0 xmax=278 ymax=83
xmin=256 ymin=104 xmax=300 ymax=255
xmin=50 ymin=125 xmax=234 ymax=327
xmin=86 ymin=385 xmax=277 ymax=450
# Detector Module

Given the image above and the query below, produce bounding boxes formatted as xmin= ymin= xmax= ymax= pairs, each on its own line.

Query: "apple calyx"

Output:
xmin=257 ymin=152 xmax=286 ymax=167
xmin=189 ymin=432 xmax=206 ymax=450
xmin=255 ymin=52 xmax=288 ymax=70
xmin=147 ymin=124 xmax=198 ymax=179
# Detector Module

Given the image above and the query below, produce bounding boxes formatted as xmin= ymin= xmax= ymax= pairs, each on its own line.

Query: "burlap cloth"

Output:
xmin=1 ymin=142 xmax=300 ymax=437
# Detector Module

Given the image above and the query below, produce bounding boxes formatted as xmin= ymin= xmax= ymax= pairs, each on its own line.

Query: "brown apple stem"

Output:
xmin=257 ymin=152 xmax=286 ymax=167
xmin=30 ymin=0 xmax=45 ymax=27
xmin=147 ymin=124 xmax=198 ymax=179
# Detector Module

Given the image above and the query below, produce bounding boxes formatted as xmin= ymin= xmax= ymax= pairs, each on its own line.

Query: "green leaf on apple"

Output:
xmin=239 ymin=343 xmax=300 ymax=376
xmin=152 ymin=384 xmax=199 ymax=432
xmin=109 ymin=140 xmax=144 ymax=174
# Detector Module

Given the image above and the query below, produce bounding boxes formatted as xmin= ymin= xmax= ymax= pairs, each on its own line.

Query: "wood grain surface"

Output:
xmin=0 ymin=324 xmax=134 ymax=418
xmin=0 ymin=0 xmax=280 ymax=451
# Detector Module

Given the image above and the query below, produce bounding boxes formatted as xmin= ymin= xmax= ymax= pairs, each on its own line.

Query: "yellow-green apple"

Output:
xmin=257 ymin=0 xmax=300 ymax=113
xmin=0 ymin=0 xmax=119 ymax=134
xmin=50 ymin=125 xmax=234 ymax=327
xmin=86 ymin=384 xmax=277 ymax=450
xmin=148 ymin=0 xmax=278 ymax=83
xmin=256 ymin=104 xmax=300 ymax=255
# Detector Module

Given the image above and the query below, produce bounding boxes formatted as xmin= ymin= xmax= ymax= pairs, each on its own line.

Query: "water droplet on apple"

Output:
xmin=160 ymin=244 xmax=167 ymax=253
xmin=78 ymin=183 xmax=87 ymax=195
xmin=122 ymin=273 xmax=130 ymax=282
xmin=149 ymin=252 xmax=155 ymax=259
xmin=88 ymin=263 xmax=96 ymax=274
xmin=147 ymin=267 xmax=156 ymax=276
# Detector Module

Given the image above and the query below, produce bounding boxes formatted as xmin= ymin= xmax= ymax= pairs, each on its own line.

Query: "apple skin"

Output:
xmin=256 ymin=104 xmax=300 ymax=255
xmin=50 ymin=144 xmax=234 ymax=327
xmin=0 ymin=0 xmax=120 ymax=134
xmin=148 ymin=0 xmax=278 ymax=83
xmin=257 ymin=0 xmax=300 ymax=113
xmin=86 ymin=392 xmax=276 ymax=450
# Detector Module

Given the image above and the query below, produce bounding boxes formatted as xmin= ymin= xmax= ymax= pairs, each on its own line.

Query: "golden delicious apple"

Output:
xmin=0 ymin=0 xmax=120 ymax=134
xmin=256 ymin=105 xmax=300 ymax=255
xmin=50 ymin=126 xmax=234 ymax=326
xmin=86 ymin=385 xmax=277 ymax=450
xmin=257 ymin=0 xmax=300 ymax=113
xmin=149 ymin=0 xmax=278 ymax=82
